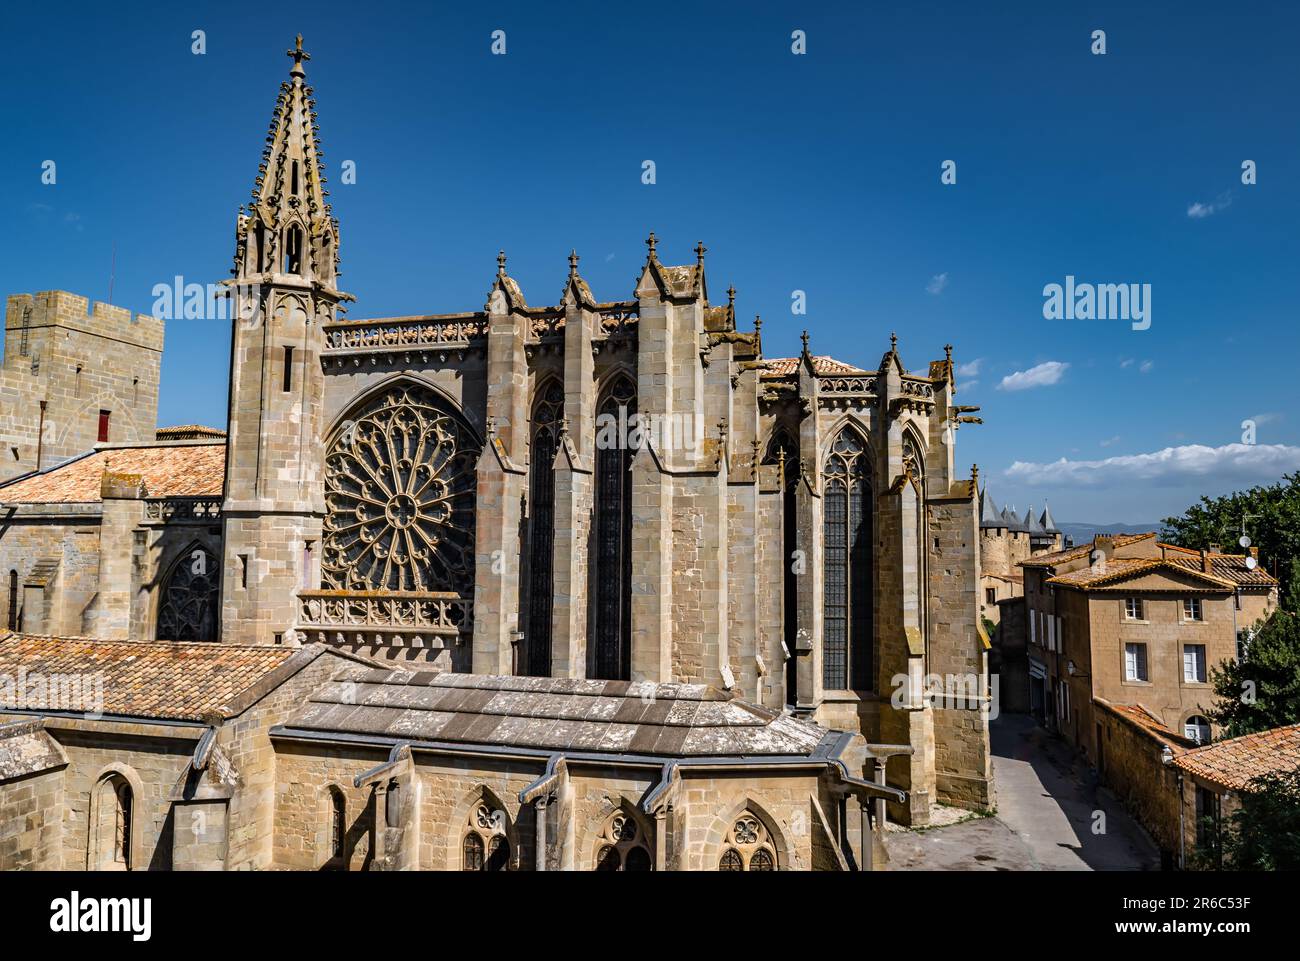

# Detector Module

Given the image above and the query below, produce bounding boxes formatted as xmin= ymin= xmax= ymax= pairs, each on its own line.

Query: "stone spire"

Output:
xmin=233 ymin=34 xmax=339 ymax=289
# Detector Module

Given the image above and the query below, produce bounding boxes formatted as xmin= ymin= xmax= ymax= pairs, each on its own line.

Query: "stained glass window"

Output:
xmin=156 ymin=545 xmax=220 ymax=642
xmin=525 ymin=381 xmax=564 ymax=676
xmin=592 ymin=376 xmax=635 ymax=680
xmin=822 ymin=429 xmax=872 ymax=690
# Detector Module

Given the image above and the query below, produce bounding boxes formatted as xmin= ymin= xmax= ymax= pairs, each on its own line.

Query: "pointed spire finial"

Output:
xmin=727 ymin=284 xmax=735 ymax=309
xmin=646 ymin=231 xmax=658 ymax=261
xmin=754 ymin=314 xmax=762 ymax=337
xmin=972 ymin=463 xmax=979 ymax=486
xmin=800 ymin=329 xmax=810 ymax=357
xmin=695 ymin=240 xmax=707 ymax=265
xmin=945 ymin=343 xmax=953 ymax=365
xmin=287 ymin=34 xmax=311 ymax=77
xmin=568 ymin=249 xmax=580 ymax=275
xmin=497 ymin=249 xmax=507 ymax=275
xmin=890 ymin=331 xmax=898 ymax=352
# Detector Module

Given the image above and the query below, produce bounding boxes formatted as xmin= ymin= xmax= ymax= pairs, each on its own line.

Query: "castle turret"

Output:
xmin=220 ymin=36 xmax=350 ymax=645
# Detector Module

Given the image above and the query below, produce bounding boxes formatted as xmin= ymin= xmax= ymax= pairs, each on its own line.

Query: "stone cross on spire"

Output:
xmin=568 ymin=249 xmax=580 ymax=275
xmin=497 ymin=250 xmax=507 ymax=275
xmin=695 ymin=241 xmax=707 ymax=265
xmin=287 ymin=34 xmax=311 ymax=77
xmin=645 ymin=231 xmax=658 ymax=261
xmin=890 ymin=331 xmax=898 ymax=352
xmin=800 ymin=329 xmax=810 ymax=356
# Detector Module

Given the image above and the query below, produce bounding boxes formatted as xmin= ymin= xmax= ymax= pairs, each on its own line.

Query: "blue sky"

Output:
xmin=2 ymin=0 xmax=1297 ymax=523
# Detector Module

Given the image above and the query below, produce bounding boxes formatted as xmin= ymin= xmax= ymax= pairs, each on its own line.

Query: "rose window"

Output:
xmin=322 ymin=384 xmax=477 ymax=593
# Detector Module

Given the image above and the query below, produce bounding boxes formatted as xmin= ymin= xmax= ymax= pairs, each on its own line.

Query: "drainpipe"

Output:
xmin=35 ymin=401 xmax=46 ymax=471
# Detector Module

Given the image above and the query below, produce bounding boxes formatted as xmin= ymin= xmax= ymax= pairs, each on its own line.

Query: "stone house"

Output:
xmin=1016 ymin=533 xmax=1278 ymax=760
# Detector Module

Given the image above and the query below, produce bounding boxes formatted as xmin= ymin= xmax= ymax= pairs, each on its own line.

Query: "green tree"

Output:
xmin=1160 ymin=472 xmax=1300 ymax=611
xmin=1207 ymin=610 xmax=1300 ymax=738
xmin=1215 ymin=766 xmax=1300 ymax=871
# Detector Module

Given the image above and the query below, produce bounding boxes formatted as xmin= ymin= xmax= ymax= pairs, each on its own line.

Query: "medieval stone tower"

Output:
xmin=220 ymin=36 xmax=346 ymax=645
xmin=1 ymin=292 xmax=162 ymax=483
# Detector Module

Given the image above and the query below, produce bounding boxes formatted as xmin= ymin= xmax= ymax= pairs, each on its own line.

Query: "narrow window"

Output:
xmin=1124 ymin=642 xmax=1148 ymax=682
xmin=462 ymin=833 xmax=485 ymax=871
xmin=1183 ymin=644 xmax=1207 ymax=683
xmin=291 ymin=160 xmax=301 ymax=196
xmin=330 ymin=788 xmax=346 ymax=859
xmin=822 ymin=428 xmax=873 ymax=691
xmin=524 ymin=382 xmax=563 ymax=676
xmin=284 ymin=225 xmax=304 ymax=274
xmin=591 ymin=376 xmax=636 ymax=680
xmin=283 ymin=345 xmax=295 ymax=392
xmin=97 ymin=410 xmax=111 ymax=443
xmin=113 ymin=780 xmax=133 ymax=869
xmin=6 ymin=570 xmax=16 ymax=632
xmin=985 ymin=587 xmax=997 ymax=606
xmin=1183 ymin=597 xmax=1202 ymax=621
xmin=1124 ymin=597 xmax=1143 ymax=620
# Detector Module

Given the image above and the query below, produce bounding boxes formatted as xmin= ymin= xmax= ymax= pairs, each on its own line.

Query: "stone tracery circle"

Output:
xmin=322 ymin=384 xmax=477 ymax=593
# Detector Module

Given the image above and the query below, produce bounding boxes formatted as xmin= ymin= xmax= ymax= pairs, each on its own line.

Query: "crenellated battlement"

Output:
xmin=5 ymin=291 xmax=165 ymax=355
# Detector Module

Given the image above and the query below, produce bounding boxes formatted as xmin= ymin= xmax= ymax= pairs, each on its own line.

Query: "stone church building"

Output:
xmin=0 ymin=37 xmax=993 ymax=867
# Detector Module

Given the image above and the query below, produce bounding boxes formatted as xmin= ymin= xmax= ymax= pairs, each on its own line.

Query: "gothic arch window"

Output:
xmin=462 ymin=799 xmax=510 ymax=871
xmin=717 ymin=812 xmax=777 ymax=871
xmin=323 ymin=383 xmax=478 ymax=595
xmin=284 ymin=224 xmax=304 ymax=274
xmin=822 ymin=427 xmax=873 ymax=691
xmin=156 ymin=545 xmax=220 ymax=642
xmin=90 ymin=770 xmax=137 ymax=871
xmin=901 ymin=430 xmax=927 ymax=650
xmin=524 ymin=380 xmax=564 ymax=676
xmin=591 ymin=374 xmax=636 ymax=680
xmin=764 ymin=428 xmax=801 ymax=705
xmin=6 ymin=569 xmax=16 ymax=632
xmin=592 ymin=807 xmax=652 ymax=871
xmin=329 ymin=787 xmax=346 ymax=861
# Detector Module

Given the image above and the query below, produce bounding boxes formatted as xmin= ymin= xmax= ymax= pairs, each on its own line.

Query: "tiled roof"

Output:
xmin=762 ymin=355 xmax=870 ymax=378
xmin=1020 ymin=532 xmax=1157 ymax=568
xmin=0 ymin=633 xmax=300 ymax=722
xmin=0 ymin=443 xmax=225 ymax=504
xmin=1093 ymin=698 xmax=1191 ymax=751
xmin=284 ymin=667 xmax=832 ymax=758
xmin=1174 ymin=723 xmax=1300 ymax=791
xmin=1046 ymin=558 xmax=1235 ymax=591
xmin=155 ymin=425 xmax=227 ymax=440
xmin=1160 ymin=544 xmax=1279 ymax=587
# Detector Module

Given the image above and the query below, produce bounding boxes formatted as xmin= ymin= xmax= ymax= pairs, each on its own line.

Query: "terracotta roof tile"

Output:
xmin=1173 ymin=723 xmax=1300 ymax=791
xmin=1020 ymin=532 xmax=1157 ymax=568
xmin=155 ymin=425 xmax=227 ymax=440
xmin=1046 ymin=557 xmax=1235 ymax=591
xmin=0 ymin=443 xmax=225 ymax=504
xmin=0 ymin=633 xmax=297 ymax=722
xmin=1160 ymin=544 xmax=1279 ymax=587
xmin=762 ymin=355 xmax=870 ymax=378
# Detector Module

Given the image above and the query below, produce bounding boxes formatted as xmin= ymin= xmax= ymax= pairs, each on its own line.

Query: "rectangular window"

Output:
xmin=1055 ymin=615 xmax=1064 ymax=654
xmin=985 ymin=588 xmax=997 ymax=606
xmin=1030 ymin=611 xmax=1037 ymax=646
xmin=1124 ymin=642 xmax=1148 ymax=682
xmin=1183 ymin=597 xmax=1203 ymax=621
xmin=1183 ymin=644 xmax=1207 ymax=683
xmin=1124 ymin=597 xmax=1143 ymax=620
xmin=283 ymin=346 xmax=295 ymax=392
xmin=97 ymin=410 xmax=111 ymax=443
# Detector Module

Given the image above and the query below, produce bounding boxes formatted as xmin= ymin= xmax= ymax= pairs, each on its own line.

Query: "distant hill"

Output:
xmin=1057 ymin=521 xmax=1163 ymax=545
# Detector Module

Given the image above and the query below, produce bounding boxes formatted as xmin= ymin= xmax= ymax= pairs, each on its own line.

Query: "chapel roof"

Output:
xmin=1173 ymin=723 xmax=1300 ymax=792
xmin=0 ymin=443 xmax=225 ymax=504
xmin=762 ymin=355 xmax=870 ymax=378
xmin=282 ymin=666 xmax=834 ymax=759
xmin=155 ymin=424 xmax=227 ymax=441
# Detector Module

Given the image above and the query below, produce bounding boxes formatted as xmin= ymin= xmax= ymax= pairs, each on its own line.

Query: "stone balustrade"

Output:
xmin=295 ymin=589 xmax=471 ymax=649
xmin=143 ymin=497 xmax=223 ymax=523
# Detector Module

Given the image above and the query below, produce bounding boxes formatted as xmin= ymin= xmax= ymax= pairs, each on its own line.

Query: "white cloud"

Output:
xmin=1187 ymin=193 xmax=1232 ymax=219
xmin=1120 ymin=357 xmax=1135 ymax=368
xmin=962 ymin=379 xmax=979 ymax=391
xmin=1139 ymin=360 xmax=1153 ymax=373
xmin=997 ymin=361 xmax=1069 ymax=391
xmin=1249 ymin=412 xmax=1282 ymax=425
xmin=957 ymin=358 xmax=982 ymax=377
xmin=1005 ymin=442 xmax=1300 ymax=489
xmin=1100 ymin=435 xmax=1121 ymax=448
xmin=926 ymin=272 xmax=949 ymax=295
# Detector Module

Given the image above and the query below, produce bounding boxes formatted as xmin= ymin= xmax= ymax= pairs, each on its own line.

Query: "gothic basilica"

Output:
xmin=0 ymin=39 xmax=991 ymax=871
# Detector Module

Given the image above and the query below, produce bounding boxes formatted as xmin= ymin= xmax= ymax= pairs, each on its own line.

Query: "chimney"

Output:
xmin=1250 ymin=547 xmax=1259 ymax=560
xmin=1200 ymin=548 xmax=1211 ymax=573
xmin=1209 ymin=543 xmax=1222 ymax=554
xmin=1091 ymin=536 xmax=1114 ymax=573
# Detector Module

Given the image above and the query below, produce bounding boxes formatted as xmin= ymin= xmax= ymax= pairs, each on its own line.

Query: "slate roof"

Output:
xmin=979 ymin=487 xmax=1003 ymax=528
xmin=0 ymin=718 xmax=68 ymax=780
xmin=0 ymin=633 xmax=302 ymax=722
xmin=1173 ymin=723 xmax=1300 ymax=791
xmin=0 ymin=443 xmax=225 ymax=504
xmin=283 ymin=666 xmax=832 ymax=758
